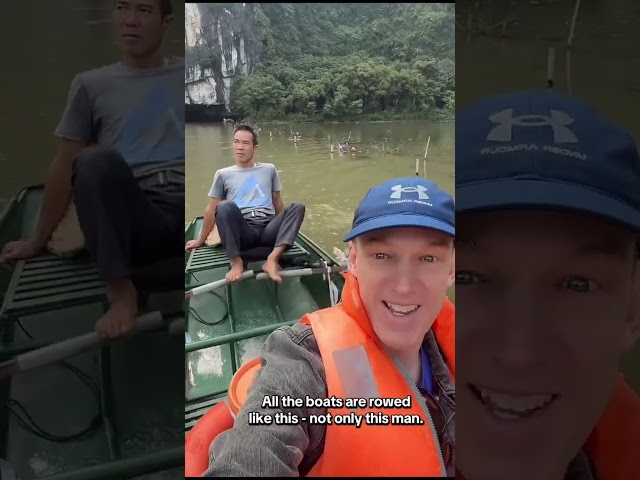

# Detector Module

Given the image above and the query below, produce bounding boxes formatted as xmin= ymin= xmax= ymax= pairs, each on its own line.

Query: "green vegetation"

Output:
xmin=233 ymin=3 xmax=454 ymax=122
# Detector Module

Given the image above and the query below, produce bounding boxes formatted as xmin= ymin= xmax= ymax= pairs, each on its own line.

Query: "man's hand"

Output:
xmin=272 ymin=191 xmax=284 ymax=215
xmin=0 ymin=238 xmax=43 ymax=263
xmin=185 ymin=239 xmax=204 ymax=250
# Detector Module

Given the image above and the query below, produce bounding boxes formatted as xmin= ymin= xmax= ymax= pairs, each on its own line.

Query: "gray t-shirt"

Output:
xmin=54 ymin=57 xmax=185 ymax=180
xmin=208 ymin=163 xmax=282 ymax=216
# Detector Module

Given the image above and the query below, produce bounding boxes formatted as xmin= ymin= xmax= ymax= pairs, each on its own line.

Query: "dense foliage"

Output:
xmin=232 ymin=3 xmax=454 ymax=122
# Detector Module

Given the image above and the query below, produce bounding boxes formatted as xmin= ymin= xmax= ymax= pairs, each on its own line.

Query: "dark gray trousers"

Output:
xmin=214 ymin=201 xmax=306 ymax=259
xmin=71 ymin=147 xmax=184 ymax=284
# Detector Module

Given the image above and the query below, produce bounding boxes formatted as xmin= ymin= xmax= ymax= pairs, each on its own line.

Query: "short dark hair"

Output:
xmin=234 ymin=125 xmax=258 ymax=146
xmin=113 ymin=0 xmax=173 ymax=17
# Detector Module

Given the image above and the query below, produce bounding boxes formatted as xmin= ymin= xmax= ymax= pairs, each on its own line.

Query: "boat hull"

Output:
xmin=184 ymin=216 xmax=346 ymax=431
xmin=0 ymin=185 xmax=183 ymax=479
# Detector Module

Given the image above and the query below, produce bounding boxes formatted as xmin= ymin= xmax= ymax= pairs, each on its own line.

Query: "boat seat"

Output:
xmin=185 ymin=241 xmax=310 ymax=280
xmin=0 ymin=252 xmax=185 ymax=323
xmin=1 ymin=253 xmax=105 ymax=320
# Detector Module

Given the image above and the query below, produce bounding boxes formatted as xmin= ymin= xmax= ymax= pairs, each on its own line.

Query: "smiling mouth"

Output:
xmin=383 ymin=301 xmax=420 ymax=316
xmin=469 ymin=383 xmax=558 ymax=421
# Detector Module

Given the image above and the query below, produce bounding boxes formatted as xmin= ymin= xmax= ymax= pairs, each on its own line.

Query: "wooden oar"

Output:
xmin=185 ymin=266 xmax=345 ymax=299
xmin=0 ymin=311 xmax=182 ymax=381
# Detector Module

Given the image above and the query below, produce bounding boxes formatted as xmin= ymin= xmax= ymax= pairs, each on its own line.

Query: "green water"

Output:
xmin=185 ymin=120 xmax=455 ymax=255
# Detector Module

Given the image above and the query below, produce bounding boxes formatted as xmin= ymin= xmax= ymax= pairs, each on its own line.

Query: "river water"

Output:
xmin=185 ymin=120 xmax=455 ymax=256
xmin=456 ymin=1 xmax=640 ymax=138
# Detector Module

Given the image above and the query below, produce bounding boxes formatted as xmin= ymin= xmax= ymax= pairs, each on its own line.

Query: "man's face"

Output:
xmin=233 ymin=130 xmax=257 ymax=164
xmin=455 ymin=210 xmax=640 ymax=480
xmin=113 ymin=0 xmax=168 ymax=58
xmin=349 ymin=227 xmax=455 ymax=354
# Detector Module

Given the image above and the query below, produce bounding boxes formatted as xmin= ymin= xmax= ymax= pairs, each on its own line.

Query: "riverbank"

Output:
xmin=185 ymin=109 xmax=454 ymax=125
xmin=257 ymin=109 xmax=454 ymax=124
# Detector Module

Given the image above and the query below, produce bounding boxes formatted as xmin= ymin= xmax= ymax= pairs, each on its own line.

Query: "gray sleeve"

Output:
xmin=208 ymin=170 xmax=224 ymax=198
xmin=54 ymin=74 xmax=93 ymax=143
xmin=272 ymin=165 xmax=282 ymax=192
xmin=204 ymin=324 xmax=328 ymax=477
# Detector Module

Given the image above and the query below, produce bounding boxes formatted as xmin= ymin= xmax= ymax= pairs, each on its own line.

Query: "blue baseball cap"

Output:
xmin=456 ymin=91 xmax=640 ymax=231
xmin=343 ymin=177 xmax=455 ymax=242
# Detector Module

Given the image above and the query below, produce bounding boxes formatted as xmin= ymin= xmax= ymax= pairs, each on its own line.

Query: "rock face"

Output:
xmin=185 ymin=3 xmax=262 ymax=119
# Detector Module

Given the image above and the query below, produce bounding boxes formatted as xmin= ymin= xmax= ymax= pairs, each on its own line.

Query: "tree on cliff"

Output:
xmin=190 ymin=3 xmax=454 ymax=121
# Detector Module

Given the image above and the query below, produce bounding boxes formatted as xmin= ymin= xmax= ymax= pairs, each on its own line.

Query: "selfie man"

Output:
xmin=185 ymin=125 xmax=305 ymax=284
xmin=0 ymin=0 xmax=184 ymax=338
xmin=203 ymin=177 xmax=456 ymax=477
xmin=455 ymin=91 xmax=640 ymax=480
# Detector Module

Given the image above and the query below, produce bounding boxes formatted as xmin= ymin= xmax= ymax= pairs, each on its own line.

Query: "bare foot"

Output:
xmin=262 ymin=257 xmax=282 ymax=283
xmin=96 ymin=280 xmax=138 ymax=338
xmin=226 ymin=258 xmax=244 ymax=282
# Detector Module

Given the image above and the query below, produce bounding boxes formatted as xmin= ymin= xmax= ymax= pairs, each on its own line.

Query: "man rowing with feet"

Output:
xmin=185 ymin=124 xmax=306 ymax=283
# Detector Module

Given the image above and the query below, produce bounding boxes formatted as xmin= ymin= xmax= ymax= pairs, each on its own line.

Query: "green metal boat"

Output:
xmin=184 ymin=217 xmax=346 ymax=432
xmin=183 ymin=210 xmax=640 ymax=440
xmin=0 ymin=185 xmax=183 ymax=480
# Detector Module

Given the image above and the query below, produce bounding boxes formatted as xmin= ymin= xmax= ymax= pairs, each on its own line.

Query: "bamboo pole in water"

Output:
xmin=423 ymin=136 xmax=431 ymax=179
xmin=567 ymin=0 xmax=581 ymax=48
xmin=566 ymin=0 xmax=581 ymax=96
xmin=566 ymin=49 xmax=573 ymax=94
xmin=547 ymin=47 xmax=555 ymax=89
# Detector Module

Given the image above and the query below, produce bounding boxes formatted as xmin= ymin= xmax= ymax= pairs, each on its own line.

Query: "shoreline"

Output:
xmin=185 ymin=111 xmax=455 ymax=125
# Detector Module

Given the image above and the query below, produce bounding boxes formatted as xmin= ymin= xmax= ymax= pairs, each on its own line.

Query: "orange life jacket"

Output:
xmin=296 ymin=271 xmax=456 ymax=477
xmin=185 ymin=402 xmax=234 ymax=477
xmin=185 ymin=272 xmax=456 ymax=476
xmin=583 ymin=374 xmax=640 ymax=479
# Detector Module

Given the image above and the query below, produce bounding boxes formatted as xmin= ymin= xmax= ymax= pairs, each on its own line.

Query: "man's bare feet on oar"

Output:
xmin=226 ymin=257 xmax=244 ymax=282
xmin=96 ymin=279 xmax=138 ymax=338
xmin=263 ymin=256 xmax=282 ymax=283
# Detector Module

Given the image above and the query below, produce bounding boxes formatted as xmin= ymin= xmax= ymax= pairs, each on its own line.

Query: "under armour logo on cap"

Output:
xmin=343 ymin=177 xmax=454 ymax=241
xmin=457 ymin=91 xmax=640 ymax=232
xmin=390 ymin=184 xmax=429 ymax=200
xmin=487 ymin=109 xmax=578 ymax=144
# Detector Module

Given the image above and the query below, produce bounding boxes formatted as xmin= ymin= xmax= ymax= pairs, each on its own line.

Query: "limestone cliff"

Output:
xmin=185 ymin=3 xmax=262 ymax=119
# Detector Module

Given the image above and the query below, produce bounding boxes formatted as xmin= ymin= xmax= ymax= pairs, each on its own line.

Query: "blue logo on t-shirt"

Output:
xmin=235 ymin=175 xmax=270 ymax=209
xmin=116 ymin=84 xmax=184 ymax=165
